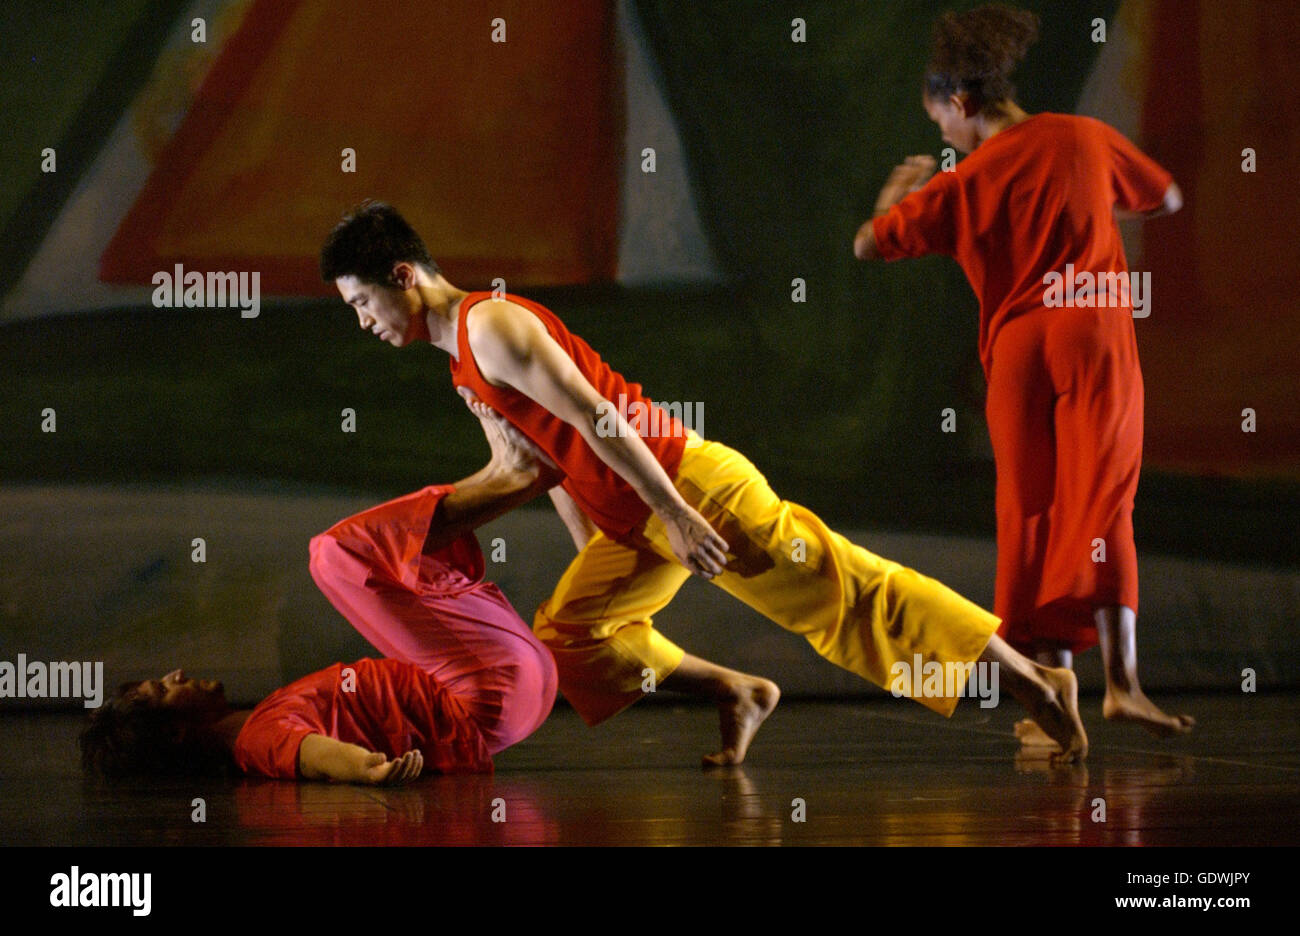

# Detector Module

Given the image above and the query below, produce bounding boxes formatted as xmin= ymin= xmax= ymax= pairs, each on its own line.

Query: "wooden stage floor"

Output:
xmin=3 ymin=691 xmax=1297 ymax=848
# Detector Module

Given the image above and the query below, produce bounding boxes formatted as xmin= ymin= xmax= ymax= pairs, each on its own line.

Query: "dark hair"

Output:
xmin=79 ymin=682 xmax=235 ymax=778
xmin=319 ymin=201 xmax=440 ymax=286
xmin=924 ymin=4 xmax=1040 ymax=114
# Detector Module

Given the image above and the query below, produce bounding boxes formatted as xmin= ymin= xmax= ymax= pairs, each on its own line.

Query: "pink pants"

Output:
xmin=307 ymin=485 xmax=557 ymax=754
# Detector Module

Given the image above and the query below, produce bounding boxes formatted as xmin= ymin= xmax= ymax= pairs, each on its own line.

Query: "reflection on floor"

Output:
xmin=4 ymin=693 xmax=1297 ymax=846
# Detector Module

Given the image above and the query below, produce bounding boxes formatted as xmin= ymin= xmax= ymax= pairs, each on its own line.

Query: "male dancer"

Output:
xmin=320 ymin=202 xmax=1089 ymax=764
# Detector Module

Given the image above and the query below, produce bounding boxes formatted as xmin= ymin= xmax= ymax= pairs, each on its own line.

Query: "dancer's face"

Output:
xmin=336 ymin=266 xmax=428 ymax=347
xmin=924 ymin=92 xmax=979 ymax=154
xmin=131 ymin=669 xmax=226 ymax=716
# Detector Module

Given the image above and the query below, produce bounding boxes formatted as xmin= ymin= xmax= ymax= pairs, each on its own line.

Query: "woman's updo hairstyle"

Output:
xmin=925 ymin=4 xmax=1041 ymax=114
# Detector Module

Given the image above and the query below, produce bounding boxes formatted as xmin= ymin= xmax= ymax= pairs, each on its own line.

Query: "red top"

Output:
xmin=449 ymin=292 xmax=687 ymax=539
xmin=232 ymin=658 xmax=493 ymax=779
xmin=872 ymin=113 xmax=1172 ymax=372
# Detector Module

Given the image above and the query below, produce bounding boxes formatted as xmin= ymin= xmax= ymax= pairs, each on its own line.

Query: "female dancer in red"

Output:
xmin=855 ymin=4 xmax=1193 ymax=745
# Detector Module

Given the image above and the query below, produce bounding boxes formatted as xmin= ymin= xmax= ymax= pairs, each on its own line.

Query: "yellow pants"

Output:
xmin=534 ymin=438 xmax=1000 ymax=725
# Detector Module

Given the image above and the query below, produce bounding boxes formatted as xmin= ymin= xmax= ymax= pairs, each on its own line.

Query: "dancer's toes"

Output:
xmin=1104 ymin=690 xmax=1196 ymax=738
xmin=703 ymin=676 xmax=780 ymax=768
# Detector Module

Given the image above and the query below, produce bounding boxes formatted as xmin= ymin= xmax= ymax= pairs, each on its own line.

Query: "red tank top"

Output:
xmin=448 ymin=292 xmax=687 ymax=539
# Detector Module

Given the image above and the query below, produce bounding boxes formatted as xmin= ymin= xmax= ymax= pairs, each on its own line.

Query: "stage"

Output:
xmin=6 ymin=692 xmax=1296 ymax=847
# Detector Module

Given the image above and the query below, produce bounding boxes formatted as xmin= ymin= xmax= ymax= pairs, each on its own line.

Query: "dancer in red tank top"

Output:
xmin=315 ymin=202 xmax=1095 ymax=766
xmin=448 ymin=291 xmax=687 ymax=540
xmin=855 ymin=4 xmax=1194 ymax=746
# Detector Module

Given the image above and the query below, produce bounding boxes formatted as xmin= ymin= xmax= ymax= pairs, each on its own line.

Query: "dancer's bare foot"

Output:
xmin=1024 ymin=667 xmax=1088 ymax=764
xmin=661 ymin=654 xmax=781 ymax=768
xmin=1096 ymin=605 xmax=1193 ymax=738
xmin=1103 ymin=689 xmax=1195 ymax=737
xmin=702 ymin=675 xmax=780 ymax=767
xmin=981 ymin=636 xmax=1088 ymax=765
xmin=1013 ymin=718 xmax=1059 ymax=749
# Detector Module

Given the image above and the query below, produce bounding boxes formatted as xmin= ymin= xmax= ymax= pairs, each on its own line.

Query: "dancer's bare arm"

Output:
xmin=463 ymin=391 xmax=599 ymax=552
xmin=466 ymin=301 xmax=728 ymax=578
xmin=549 ymin=486 xmax=597 ymax=551
xmin=422 ymin=394 xmax=563 ymax=554
xmin=854 ymin=154 xmax=937 ymax=261
xmin=298 ymin=734 xmax=424 ymax=785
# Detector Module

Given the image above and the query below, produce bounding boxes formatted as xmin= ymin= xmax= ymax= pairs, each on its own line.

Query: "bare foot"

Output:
xmin=702 ymin=676 xmax=780 ymax=767
xmin=1013 ymin=718 xmax=1060 ymax=749
xmin=1023 ymin=667 xmax=1088 ymax=765
xmin=1103 ymin=689 xmax=1195 ymax=737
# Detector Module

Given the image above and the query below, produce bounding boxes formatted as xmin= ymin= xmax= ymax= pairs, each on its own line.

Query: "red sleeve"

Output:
xmin=232 ymin=710 xmax=320 ymax=779
xmin=871 ymin=171 xmax=958 ymax=259
xmin=1098 ymin=120 xmax=1173 ymax=213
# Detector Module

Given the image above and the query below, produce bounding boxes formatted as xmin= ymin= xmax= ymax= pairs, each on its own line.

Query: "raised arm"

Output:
xmin=466 ymin=301 xmax=729 ymax=579
xmin=855 ymin=155 xmax=945 ymax=261
xmin=298 ymin=733 xmax=424 ymax=785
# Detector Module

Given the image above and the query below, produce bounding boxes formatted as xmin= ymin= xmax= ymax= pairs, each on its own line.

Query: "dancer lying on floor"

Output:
xmin=80 ymin=401 xmax=580 ymax=783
